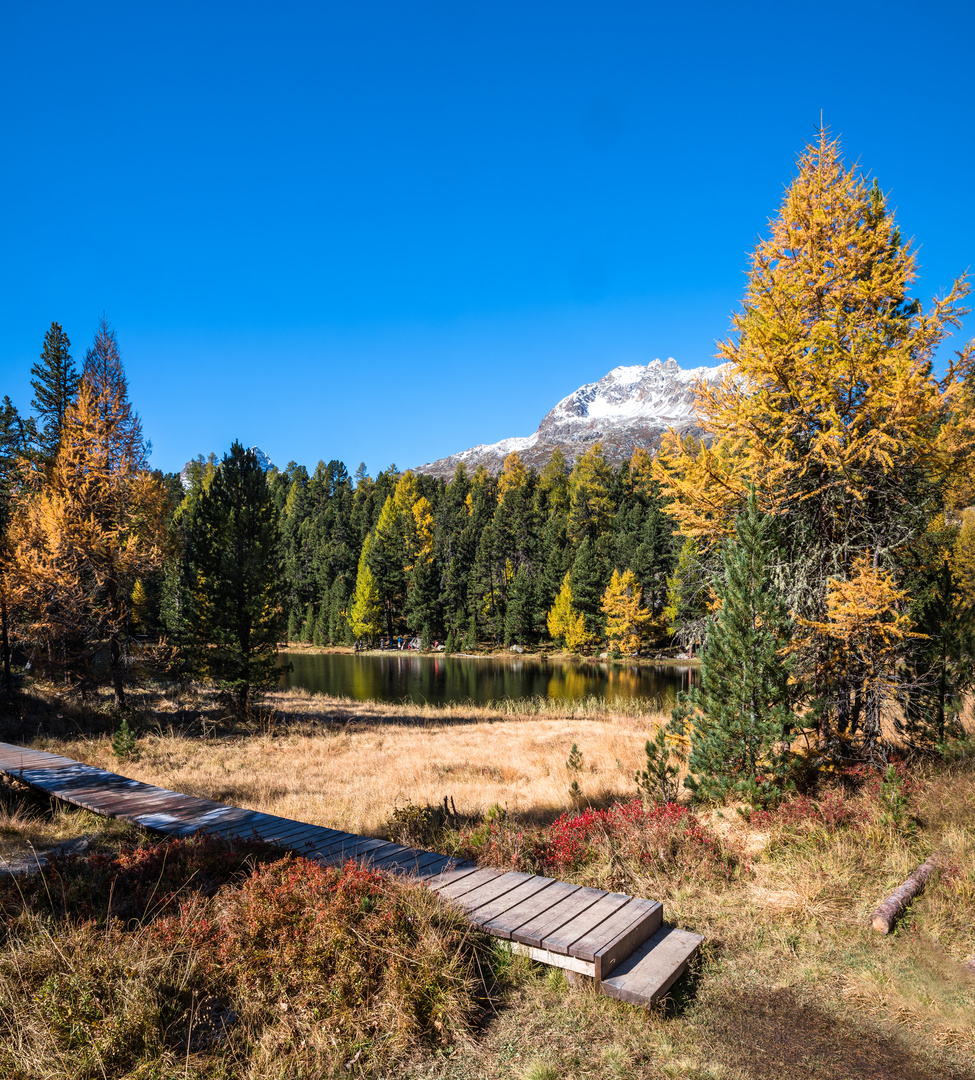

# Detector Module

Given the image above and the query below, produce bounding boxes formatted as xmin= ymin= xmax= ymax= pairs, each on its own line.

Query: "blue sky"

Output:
xmin=2 ymin=1 xmax=973 ymax=476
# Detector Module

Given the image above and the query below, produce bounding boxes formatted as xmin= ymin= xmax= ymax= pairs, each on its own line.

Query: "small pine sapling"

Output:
xmin=566 ymin=743 xmax=584 ymax=804
xmin=111 ymin=717 xmax=139 ymax=761
xmin=635 ymin=725 xmax=683 ymax=804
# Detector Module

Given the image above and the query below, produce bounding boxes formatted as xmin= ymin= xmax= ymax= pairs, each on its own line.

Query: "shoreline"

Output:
xmin=278 ymin=643 xmax=702 ymax=667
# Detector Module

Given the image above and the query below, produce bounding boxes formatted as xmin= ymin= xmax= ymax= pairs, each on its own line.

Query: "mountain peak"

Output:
xmin=415 ymin=358 xmax=728 ymax=478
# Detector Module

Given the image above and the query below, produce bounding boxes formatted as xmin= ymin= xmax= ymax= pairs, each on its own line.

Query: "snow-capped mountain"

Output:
xmin=415 ymin=358 xmax=729 ymax=478
xmin=179 ymin=446 xmax=276 ymax=489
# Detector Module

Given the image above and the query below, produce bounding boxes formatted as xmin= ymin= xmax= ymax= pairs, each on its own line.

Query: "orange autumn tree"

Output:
xmin=654 ymin=129 xmax=975 ymax=757
xmin=10 ymin=375 xmax=168 ymax=706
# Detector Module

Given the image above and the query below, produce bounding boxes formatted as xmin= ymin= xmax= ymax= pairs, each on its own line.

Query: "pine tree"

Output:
xmin=30 ymin=322 xmax=78 ymax=463
xmin=368 ymin=496 xmax=406 ymax=640
xmin=569 ymin=537 xmax=604 ymax=644
xmin=547 ymin=572 xmax=590 ymax=652
xmin=682 ymin=489 xmax=795 ymax=804
xmin=185 ymin=443 xmax=286 ymax=719
xmin=81 ymin=317 xmax=149 ymax=471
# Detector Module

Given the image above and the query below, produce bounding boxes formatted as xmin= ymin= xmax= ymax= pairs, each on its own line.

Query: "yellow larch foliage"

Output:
xmin=654 ymin=129 xmax=974 ymax=551
xmin=601 ymin=568 xmax=651 ymax=656
xmin=497 ymin=452 xmax=528 ymax=499
xmin=9 ymin=377 xmax=168 ymax=702
xmin=547 ymin=572 xmax=590 ymax=652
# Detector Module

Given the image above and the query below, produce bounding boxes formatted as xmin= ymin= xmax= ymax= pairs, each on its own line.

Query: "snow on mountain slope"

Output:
xmin=416 ymin=358 xmax=728 ymax=478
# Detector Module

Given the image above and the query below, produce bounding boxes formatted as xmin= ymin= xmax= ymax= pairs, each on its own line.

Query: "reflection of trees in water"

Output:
xmin=546 ymin=668 xmax=591 ymax=701
xmin=606 ymin=666 xmax=643 ymax=698
xmin=281 ymin=652 xmax=696 ymax=706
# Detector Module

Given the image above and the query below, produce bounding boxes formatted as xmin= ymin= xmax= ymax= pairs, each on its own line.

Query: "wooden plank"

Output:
xmin=600 ymin=926 xmax=703 ymax=1007
xmin=468 ymin=875 xmax=557 ymax=928
xmin=536 ymin=892 xmax=632 ymax=957
xmin=511 ymin=886 xmax=607 ymax=949
xmin=314 ymin=836 xmax=395 ymax=866
xmin=508 ymin=942 xmax=595 ymax=977
xmin=446 ymin=870 xmax=534 ymax=910
xmin=593 ymin=899 xmax=663 ymax=983
xmin=404 ymin=853 xmax=458 ymax=878
xmin=477 ymin=879 xmax=581 ymax=940
xmin=433 ymin=867 xmax=508 ymax=901
xmin=419 ymin=862 xmax=481 ymax=890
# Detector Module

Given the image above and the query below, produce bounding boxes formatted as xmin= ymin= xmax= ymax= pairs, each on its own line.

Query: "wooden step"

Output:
xmin=599 ymin=925 xmax=703 ymax=1007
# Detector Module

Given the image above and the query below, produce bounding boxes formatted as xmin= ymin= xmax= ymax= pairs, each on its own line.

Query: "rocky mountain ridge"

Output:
xmin=415 ymin=358 xmax=729 ymax=478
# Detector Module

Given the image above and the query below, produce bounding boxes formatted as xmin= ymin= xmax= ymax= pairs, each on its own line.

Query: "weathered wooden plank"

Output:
xmin=447 ymin=870 xmax=535 ymax=911
xmin=433 ymin=867 xmax=508 ymax=901
xmin=467 ymin=875 xmax=557 ymax=929
xmin=418 ymin=862 xmax=481 ymax=890
xmin=477 ymin=879 xmax=581 ymax=940
xmin=510 ymin=886 xmax=607 ymax=949
xmin=536 ymin=892 xmax=632 ymax=957
xmin=592 ymin=899 xmax=663 ymax=983
xmin=403 ymin=853 xmax=458 ymax=878
xmin=509 ymin=942 xmax=595 ymax=977
xmin=599 ymin=926 xmax=703 ymax=1007
xmin=314 ymin=836 xmax=395 ymax=866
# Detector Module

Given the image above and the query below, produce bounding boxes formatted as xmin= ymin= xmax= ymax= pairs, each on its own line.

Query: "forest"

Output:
xmin=3 ymin=131 xmax=975 ymax=784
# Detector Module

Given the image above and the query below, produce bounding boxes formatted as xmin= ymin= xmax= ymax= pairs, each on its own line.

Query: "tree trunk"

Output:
xmin=111 ymin=632 xmax=126 ymax=709
xmin=869 ymin=854 xmax=939 ymax=933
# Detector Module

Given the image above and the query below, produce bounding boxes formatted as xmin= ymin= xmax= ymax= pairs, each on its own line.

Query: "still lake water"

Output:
xmin=278 ymin=651 xmax=697 ymax=707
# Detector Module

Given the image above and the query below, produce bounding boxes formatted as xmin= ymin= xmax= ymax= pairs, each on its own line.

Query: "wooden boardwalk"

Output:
xmin=0 ymin=740 xmax=701 ymax=1007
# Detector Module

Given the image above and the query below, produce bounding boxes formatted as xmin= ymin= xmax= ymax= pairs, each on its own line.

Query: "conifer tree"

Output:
xmin=185 ymin=443 xmax=286 ymax=719
xmin=30 ymin=321 xmax=78 ymax=463
xmin=569 ymin=537 xmax=604 ymax=644
xmin=568 ymin=442 xmax=613 ymax=545
xmin=546 ymin=572 xmax=589 ymax=651
xmin=349 ymin=533 xmax=382 ymax=640
xmin=10 ymin=378 xmax=168 ymax=705
xmin=0 ymin=398 xmax=32 ymax=698
xmin=81 ymin=317 xmax=149 ymax=471
xmin=601 ymin=568 xmax=651 ymax=656
xmin=654 ymin=129 xmax=974 ymax=753
xmin=682 ymin=489 xmax=795 ymax=804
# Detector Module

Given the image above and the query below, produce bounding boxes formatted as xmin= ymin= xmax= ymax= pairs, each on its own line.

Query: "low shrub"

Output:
xmin=0 ymin=831 xmax=280 ymax=925
xmin=0 ymin=847 xmax=492 ymax=1078
xmin=456 ymin=798 xmax=741 ymax=887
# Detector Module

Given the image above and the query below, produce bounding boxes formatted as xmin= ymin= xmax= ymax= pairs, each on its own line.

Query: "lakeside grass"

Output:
xmin=1 ymin=681 xmax=974 ymax=1079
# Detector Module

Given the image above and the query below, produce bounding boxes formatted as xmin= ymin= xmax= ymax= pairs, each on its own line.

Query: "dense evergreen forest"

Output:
xmin=4 ymin=130 xmax=975 ymax=785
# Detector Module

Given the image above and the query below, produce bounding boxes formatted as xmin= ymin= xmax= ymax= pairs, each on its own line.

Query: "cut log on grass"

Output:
xmin=869 ymin=854 xmax=940 ymax=934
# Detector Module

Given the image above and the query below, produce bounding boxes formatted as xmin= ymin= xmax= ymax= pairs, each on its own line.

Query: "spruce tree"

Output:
xmin=569 ymin=537 xmax=605 ymax=644
xmin=683 ymin=489 xmax=795 ymax=804
xmin=185 ymin=443 xmax=286 ymax=719
xmin=30 ymin=322 xmax=78 ymax=463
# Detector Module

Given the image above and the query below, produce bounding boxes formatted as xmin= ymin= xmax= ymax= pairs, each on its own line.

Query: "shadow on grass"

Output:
xmin=702 ymin=987 xmax=974 ymax=1080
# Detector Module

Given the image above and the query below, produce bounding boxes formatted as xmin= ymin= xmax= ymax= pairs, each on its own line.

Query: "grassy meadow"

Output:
xmin=1 ymin=681 xmax=974 ymax=1079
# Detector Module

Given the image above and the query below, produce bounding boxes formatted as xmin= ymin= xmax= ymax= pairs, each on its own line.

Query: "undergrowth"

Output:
xmin=0 ymin=835 xmax=497 ymax=1079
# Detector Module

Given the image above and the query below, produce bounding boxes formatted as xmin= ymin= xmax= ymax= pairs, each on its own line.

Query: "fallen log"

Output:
xmin=869 ymin=854 xmax=940 ymax=934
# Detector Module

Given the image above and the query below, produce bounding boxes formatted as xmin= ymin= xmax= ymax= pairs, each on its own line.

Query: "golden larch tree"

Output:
xmin=10 ymin=376 xmax=167 ymax=705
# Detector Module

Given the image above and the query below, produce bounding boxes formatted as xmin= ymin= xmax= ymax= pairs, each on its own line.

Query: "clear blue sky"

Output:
xmin=2 ymin=1 xmax=973 ymax=477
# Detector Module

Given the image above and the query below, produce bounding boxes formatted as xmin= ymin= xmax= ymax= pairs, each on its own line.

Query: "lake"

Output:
xmin=278 ymin=650 xmax=697 ymax=707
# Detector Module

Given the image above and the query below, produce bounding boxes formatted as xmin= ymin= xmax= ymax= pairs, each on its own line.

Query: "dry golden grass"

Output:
xmin=38 ymin=688 xmax=671 ymax=836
